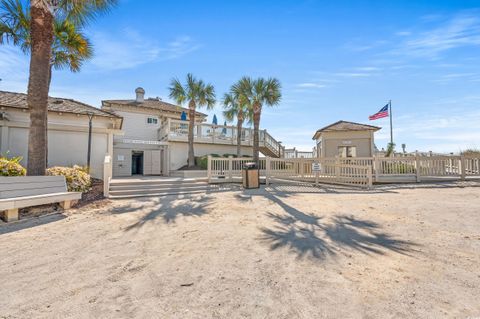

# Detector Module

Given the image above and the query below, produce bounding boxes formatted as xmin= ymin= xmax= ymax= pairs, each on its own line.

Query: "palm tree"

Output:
xmin=222 ymin=85 xmax=252 ymax=157
xmin=1 ymin=0 xmax=94 ymax=167
xmin=234 ymin=77 xmax=281 ymax=163
xmin=1 ymin=0 xmax=115 ymax=175
xmin=169 ymin=73 xmax=216 ymax=167
xmin=1 ymin=0 xmax=93 ymax=79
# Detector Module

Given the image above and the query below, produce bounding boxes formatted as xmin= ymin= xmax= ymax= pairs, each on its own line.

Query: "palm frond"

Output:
xmin=56 ymin=0 xmax=118 ymax=27
xmin=168 ymin=77 xmax=187 ymax=106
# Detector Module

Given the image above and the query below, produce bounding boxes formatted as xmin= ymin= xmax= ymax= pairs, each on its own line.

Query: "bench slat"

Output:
xmin=0 ymin=176 xmax=68 ymax=200
xmin=0 ymin=181 xmax=66 ymax=192
xmin=0 ymin=192 xmax=82 ymax=210
xmin=0 ymin=176 xmax=66 ymax=184
xmin=0 ymin=186 xmax=68 ymax=199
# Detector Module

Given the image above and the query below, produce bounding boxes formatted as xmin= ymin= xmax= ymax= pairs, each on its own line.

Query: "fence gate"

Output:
xmin=207 ymin=156 xmax=372 ymax=189
xmin=266 ymin=158 xmax=372 ymax=188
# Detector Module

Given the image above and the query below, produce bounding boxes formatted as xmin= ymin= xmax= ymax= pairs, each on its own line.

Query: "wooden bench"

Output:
xmin=0 ymin=176 xmax=82 ymax=222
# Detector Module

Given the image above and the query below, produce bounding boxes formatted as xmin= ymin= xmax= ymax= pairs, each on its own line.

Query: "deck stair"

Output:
xmin=108 ymin=177 xmax=234 ymax=199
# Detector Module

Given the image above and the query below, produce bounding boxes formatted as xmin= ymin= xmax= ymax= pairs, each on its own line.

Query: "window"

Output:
xmin=147 ymin=117 xmax=158 ymax=125
xmin=338 ymin=146 xmax=356 ymax=158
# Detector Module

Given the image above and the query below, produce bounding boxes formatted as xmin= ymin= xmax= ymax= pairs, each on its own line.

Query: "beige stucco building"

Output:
xmin=0 ymin=88 xmax=284 ymax=179
xmin=313 ymin=121 xmax=380 ymax=158
xmin=101 ymin=88 xmax=280 ymax=177
xmin=0 ymin=91 xmax=122 ymax=178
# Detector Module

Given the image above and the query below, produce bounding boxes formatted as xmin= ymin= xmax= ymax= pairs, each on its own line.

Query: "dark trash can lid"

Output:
xmin=243 ymin=162 xmax=258 ymax=169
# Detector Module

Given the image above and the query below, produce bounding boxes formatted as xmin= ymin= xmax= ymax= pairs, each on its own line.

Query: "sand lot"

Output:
xmin=1 ymin=182 xmax=480 ymax=318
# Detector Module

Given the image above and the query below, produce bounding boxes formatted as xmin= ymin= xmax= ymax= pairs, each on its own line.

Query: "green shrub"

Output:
xmin=195 ymin=156 xmax=208 ymax=169
xmin=381 ymin=162 xmax=416 ymax=174
xmin=461 ymin=149 xmax=480 ymax=156
xmin=0 ymin=155 xmax=26 ymax=176
xmin=46 ymin=165 xmax=91 ymax=192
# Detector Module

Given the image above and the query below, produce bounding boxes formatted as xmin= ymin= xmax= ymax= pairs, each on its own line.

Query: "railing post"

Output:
xmin=228 ymin=156 xmax=233 ymax=182
xmin=374 ymin=155 xmax=380 ymax=182
xmin=300 ymin=159 xmax=305 ymax=179
xmin=266 ymin=156 xmax=271 ymax=186
xmin=103 ymin=155 xmax=112 ymax=198
xmin=415 ymin=151 xmax=421 ymax=183
xmin=207 ymin=155 xmax=212 ymax=183
xmin=367 ymin=166 xmax=373 ymax=189
xmin=335 ymin=156 xmax=340 ymax=180
xmin=460 ymin=155 xmax=466 ymax=181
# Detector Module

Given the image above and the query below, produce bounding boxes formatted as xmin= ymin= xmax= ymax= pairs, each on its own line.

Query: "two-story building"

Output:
xmin=0 ymin=88 xmax=285 ymax=179
xmin=101 ymin=88 xmax=284 ymax=177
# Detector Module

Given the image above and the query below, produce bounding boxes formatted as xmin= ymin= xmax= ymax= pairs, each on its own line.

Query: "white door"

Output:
xmin=143 ymin=150 xmax=162 ymax=175
xmin=151 ymin=150 xmax=162 ymax=175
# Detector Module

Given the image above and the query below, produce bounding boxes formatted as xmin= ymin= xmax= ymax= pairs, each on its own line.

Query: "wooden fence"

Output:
xmin=208 ymin=156 xmax=373 ymax=188
xmin=208 ymin=154 xmax=480 ymax=188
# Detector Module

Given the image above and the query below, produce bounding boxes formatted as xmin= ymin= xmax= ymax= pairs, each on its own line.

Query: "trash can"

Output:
xmin=242 ymin=162 xmax=260 ymax=189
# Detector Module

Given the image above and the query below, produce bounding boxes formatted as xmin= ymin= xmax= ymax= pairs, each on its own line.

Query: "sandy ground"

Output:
xmin=1 ymin=182 xmax=480 ymax=319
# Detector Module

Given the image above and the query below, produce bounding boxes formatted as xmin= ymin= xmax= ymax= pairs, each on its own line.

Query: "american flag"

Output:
xmin=369 ymin=104 xmax=389 ymax=120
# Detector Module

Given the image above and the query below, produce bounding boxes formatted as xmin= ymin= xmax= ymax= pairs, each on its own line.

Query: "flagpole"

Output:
xmin=389 ymin=100 xmax=393 ymax=145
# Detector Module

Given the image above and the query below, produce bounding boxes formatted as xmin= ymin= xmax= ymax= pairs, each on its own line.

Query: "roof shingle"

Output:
xmin=0 ymin=90 xmax=120 ymax=118
xmin=102 ymin=98 xmax=207 ymax=118
xmin=313 ymin=120 xmax=381 ymax=139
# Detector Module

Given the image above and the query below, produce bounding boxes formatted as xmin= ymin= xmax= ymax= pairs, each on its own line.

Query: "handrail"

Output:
xmin=163 ymin=119 xmax=284 ymax=156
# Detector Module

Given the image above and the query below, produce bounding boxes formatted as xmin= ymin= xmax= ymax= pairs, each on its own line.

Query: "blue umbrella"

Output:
xmin=180 ymin=111 xmax=187 ymax=121
xmin=222 ymin=121 xmax=227 ymax=134
xmin=212 ymin=114 xmax=218 ymax=125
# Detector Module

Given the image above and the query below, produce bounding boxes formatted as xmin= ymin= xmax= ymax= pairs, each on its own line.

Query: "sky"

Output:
xmin=1 ymin=0 xmax=480 ymax=153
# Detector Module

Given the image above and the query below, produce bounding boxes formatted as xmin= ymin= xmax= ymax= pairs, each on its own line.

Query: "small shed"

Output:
xmin=312 ymin=120 xmax=380 ymax=158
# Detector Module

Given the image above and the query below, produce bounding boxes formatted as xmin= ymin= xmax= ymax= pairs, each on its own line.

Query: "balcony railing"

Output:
xmin=159 ymin=119 xmax=285 ymax=157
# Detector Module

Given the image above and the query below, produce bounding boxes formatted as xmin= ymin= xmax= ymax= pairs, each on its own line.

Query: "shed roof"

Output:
xmin=312 ymin=120 xmax=381 ymax=139
xmin=0 ymin=90 xmax=120 ymax=118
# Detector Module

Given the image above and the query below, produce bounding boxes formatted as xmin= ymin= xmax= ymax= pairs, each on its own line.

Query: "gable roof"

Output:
xmin=312 ymin=120 xmax=381 ymax=139
xmin=0 ymin=90 xmax=120 ymax=118
xmin=102 ymin=98 xmax=207 ymax=118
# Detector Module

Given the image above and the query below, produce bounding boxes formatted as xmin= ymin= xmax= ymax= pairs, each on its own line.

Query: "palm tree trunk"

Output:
xmin=252 ymin=103 xmax=261 ymax=163
xmin=26 ymin=2 xmax=54 ymax=176
xmin=187 ymin=101 xmax=196 ymax=167
xmin=236 ymin=118 xmax=243 ymax=157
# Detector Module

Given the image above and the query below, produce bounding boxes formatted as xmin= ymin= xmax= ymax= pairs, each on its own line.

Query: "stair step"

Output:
xmin=109 ymin=185 xmax=211 ymax=196
xmin=108 ymin=189 xmax=212 ymax=199
xmin=109 ymin=181 xmax=208 ymax=190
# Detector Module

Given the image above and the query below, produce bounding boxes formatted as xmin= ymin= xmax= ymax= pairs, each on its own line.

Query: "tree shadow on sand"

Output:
xmin=109 ymin=194 xmax=214 ymax=230
xmin=235 ymin=187 xmax=418 ymax=261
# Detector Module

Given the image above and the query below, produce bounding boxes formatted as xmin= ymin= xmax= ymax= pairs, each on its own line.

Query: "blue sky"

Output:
xmin=1 ymin=0 xmax=480 ymax=153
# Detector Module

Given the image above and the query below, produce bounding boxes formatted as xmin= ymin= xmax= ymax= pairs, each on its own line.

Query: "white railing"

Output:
xmin=163 ymin=119 xmax=285 ymax=157
xmin=284 ymin=148 xmax=316 ymax=159
xmin=208 ymin=156 xmax=373 ymax=188
xmin=374 ymin=154 xmax=480 ymax=182
xmin=463 ymin=155 xmax=480 ymax=176
xmin=207 ymin=154 xmax=480 ymax=187
xmin=266 ymin=158 xmax=372 ymax=188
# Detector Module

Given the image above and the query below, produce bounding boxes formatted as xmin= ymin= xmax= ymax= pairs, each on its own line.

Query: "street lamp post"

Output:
xmin=87 ymin=112 xmax=94 ymax=172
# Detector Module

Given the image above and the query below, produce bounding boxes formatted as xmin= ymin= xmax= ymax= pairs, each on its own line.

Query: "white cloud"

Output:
xmin=334 ymin=72 xmax=372 ymax=78
xmin=373 ymin=106 xmax=480 ymax=152
xmin=397 ymin=13 xmax=480 ymax=58
xmin=296 ymin=82 xmax=327 ymax=89
xmin=89 ymin=30 xmax=201 ymax=71
xmin=0 ymin=45 xmax=29 ymax=92
xmin=395 ymin=31 xmax=412 ymax=37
